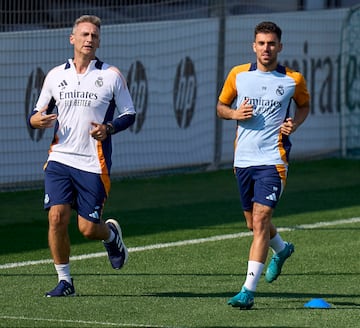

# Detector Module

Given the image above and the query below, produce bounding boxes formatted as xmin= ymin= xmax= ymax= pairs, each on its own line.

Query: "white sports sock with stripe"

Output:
xmin=55 ymin=263 xmax=72 ymax=285
xmin=243 ymin=260 xmax=264 ymax=292
xmin=269 ymin=233 xmax=286 ymax=254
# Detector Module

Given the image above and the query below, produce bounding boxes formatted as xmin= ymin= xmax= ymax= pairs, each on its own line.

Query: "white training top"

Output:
xmin=218 ymin=63 xmax=310 ymax=168
xmin=34 ymin=58 xmax=135 ymax=174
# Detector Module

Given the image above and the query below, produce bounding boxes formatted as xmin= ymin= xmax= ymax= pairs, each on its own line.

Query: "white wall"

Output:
xmin=0 ymin=8 xmax=355 ymax=185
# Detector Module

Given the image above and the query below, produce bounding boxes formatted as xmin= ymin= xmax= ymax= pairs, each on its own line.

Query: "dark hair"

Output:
xmin=254 ymin=21 xmax=282 ymax=41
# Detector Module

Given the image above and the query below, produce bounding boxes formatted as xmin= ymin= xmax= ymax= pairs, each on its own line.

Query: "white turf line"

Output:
xmin=0 ymin=316 xmax=168 ymax=328
xmin=0 ymin=217 xmax=359 ymax=271
xmin=1 ymin=217 xmax=359 ymax=328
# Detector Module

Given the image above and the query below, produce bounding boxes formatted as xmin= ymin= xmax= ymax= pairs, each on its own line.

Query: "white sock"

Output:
xmin=243 ymin=261 xmax=264 ymax=292
xmin=104 ymin=229 xmax=115 ymax=243
xmin=269 ymin=233 xmax=286 ymax=254
xmin=55 ymin=263 xmax=72 ymax=284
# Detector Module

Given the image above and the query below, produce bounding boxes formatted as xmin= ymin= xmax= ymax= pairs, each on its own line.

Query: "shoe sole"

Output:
xmin=228 ymin=301 xmax=254 ymax=310
xmin=105 ymin=218 xmax=129 ymax=268
xmin=45 ymin=292 xmax=76 ymax=297
xmin=227 ymin=290 xmax=254 ymax=310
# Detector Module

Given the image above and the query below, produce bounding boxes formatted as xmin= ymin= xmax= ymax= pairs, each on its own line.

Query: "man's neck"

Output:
xmin=73 ymin=55 xmax=95 ymax=74
xmin=256 ymin=61 xmax=278 ymax=72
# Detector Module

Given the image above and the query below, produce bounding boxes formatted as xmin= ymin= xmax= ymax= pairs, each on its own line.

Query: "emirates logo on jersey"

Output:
xmin=244 ymin=96 xmax=281 ymax=113
xmin=59 ymin=90 xmax=98 ymax=100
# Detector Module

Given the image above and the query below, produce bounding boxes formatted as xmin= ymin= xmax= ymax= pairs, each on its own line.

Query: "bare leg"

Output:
xmin=77 ymin=215 xmax=110 ymax=240
xmin=244 ymin=203 xmax=274 ymax=264
xmin=249 ymin=202 xmax=273 ymax=264
xmin=48 ymin=204 xmax=72 ymax=264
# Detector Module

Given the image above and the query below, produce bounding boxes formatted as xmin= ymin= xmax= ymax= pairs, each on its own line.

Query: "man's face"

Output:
xmin=253 ymin=32 xmax=282 ymax=71
xmin=70 ymin=22 xmax=100 ymax=58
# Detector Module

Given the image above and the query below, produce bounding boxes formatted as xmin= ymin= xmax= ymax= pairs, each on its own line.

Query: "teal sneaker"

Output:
xmin=265 ymin=241 xmax=294 ymax=283
xmin=227 ymin=286 xmax=254 ymax=310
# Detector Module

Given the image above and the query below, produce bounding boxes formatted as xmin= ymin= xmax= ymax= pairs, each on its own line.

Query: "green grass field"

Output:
xmin=0 ymin=158 xmax=359 ymax=327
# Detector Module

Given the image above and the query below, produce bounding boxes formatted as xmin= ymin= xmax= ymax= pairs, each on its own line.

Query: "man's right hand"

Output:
xmin=30 ymin=106 xmax=57 ymax=129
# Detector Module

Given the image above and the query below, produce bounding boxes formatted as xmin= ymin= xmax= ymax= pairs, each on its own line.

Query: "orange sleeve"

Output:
xmin=286 ymin=69 xmax=310 ymax=107
xmin=218 ymin=63 xmax=251 ymax=105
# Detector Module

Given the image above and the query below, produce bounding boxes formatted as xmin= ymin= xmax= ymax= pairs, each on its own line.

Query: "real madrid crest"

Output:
xmin=95 ymin=76 xmax=103 ymax=87
xmin=276 ymin=85 xmax=284 ymax=96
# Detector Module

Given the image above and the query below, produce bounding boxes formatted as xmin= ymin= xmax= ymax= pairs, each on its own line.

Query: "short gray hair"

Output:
xmin=72 ymin=15 xmax=101 ymax=34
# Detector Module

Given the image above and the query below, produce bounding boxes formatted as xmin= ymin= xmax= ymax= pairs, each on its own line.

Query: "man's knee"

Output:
xmin=78 ymin=217 xmax=106 ymax=240
xmin=48 ymin=205 xmax=71 ymax=228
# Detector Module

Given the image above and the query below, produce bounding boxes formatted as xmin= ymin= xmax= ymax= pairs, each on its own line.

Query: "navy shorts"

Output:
xmin=44 ymin=161 xmax=110 ymax=223
xmin=235 ymin=165 xmax=288 ymax=211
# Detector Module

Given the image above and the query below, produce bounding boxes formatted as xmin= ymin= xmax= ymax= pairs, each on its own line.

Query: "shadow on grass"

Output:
xmin=2 ymin=271 xmax=358 ymax=300
xmin=1 ymin=191 xmax=358 ymax=256
xmin=1 ymin=158 xmax=359 ymax=255
xmin=1 ymin=271 xmax=359 ymax=278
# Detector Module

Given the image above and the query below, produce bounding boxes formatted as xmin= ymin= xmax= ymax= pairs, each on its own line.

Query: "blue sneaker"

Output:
xmin=265 ymin=241 xmax=294 ymax=283
xmin=227 ymin=286 xmax=254 ymax=309
xmin=45 ymin=279 xmax=75 ymax=297
xmin=103 ymin=219 xmax=128 ymax=270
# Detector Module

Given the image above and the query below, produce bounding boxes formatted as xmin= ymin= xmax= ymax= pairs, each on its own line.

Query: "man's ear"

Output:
xmin=69 ymin=34 xmax=75 ymax=45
